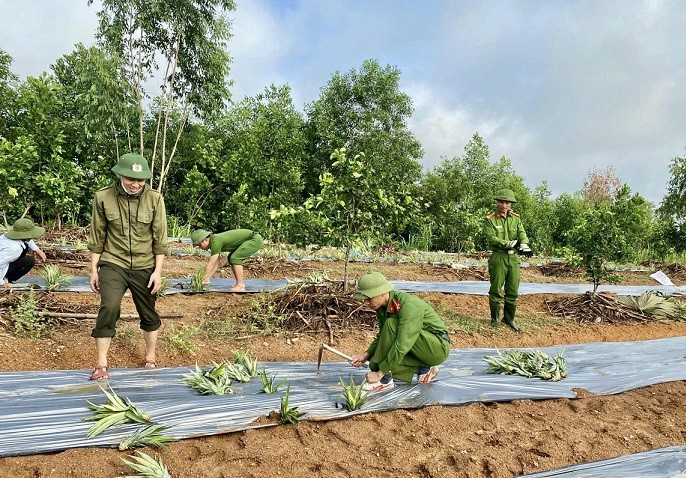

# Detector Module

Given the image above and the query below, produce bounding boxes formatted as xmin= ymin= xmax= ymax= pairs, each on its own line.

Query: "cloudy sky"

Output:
xmin=1 ymin=0 xmax=684 ymax=204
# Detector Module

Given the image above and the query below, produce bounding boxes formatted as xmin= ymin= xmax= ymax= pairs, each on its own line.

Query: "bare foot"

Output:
xmin=229 ymin=285 xmax=246 ymax=292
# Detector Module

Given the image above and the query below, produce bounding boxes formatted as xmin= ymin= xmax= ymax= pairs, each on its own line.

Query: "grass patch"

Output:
xmin=161 ymin=324 xmax=199 ymax=355
xmin=10 ymin=290 xmax=54 ymax=339
xmin=438 ymin=307 xmax=559 ymax=335
xmin=199 ymin=317 xmax=236 ymax=339
xmin=438 ymin=307 xmax=497 ymax=336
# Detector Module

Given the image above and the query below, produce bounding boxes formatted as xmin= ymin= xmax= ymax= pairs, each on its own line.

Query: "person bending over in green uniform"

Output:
xmin=484 ymin=188 xmax=533 ymax=332
xmin=88 ymin=153 xmax=168 ymax=380
xmin=349 ymin=272 xmax=451 ymax=393
xmin=190 ymin=228 xmax=264 ymax=292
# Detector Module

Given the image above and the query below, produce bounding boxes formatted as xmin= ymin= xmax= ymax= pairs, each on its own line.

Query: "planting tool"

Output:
xmin=316 ymin=343 xmax=354 ymax=374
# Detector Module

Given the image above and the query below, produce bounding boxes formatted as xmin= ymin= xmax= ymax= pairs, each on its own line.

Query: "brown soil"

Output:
xmin=1 ymin=251 xmax=685 ymax=478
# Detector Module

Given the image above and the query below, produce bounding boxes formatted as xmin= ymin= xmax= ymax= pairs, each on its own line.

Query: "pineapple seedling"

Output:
xmin=121 ymin=450 xmax=171 ymax=478
xmin=156 ymin=276 xmax=170 ymax=297
xmin=232 ymin=350 xmax=259 ymax=378
xmin=40 ymin=265 xmax=72 ymax=291
xmin=189 ymin=269 xmax=206 ymax=292
xmin=223 ymin=361 xmax=252 ymax=383
xmin=484 ymin=349 xmax=567 ymax=381
xmin=84 ymin=385 xmax=152 ymax=438
xmin=259 ymin=369 xmax=286 ymax=393
xmin=119 ymin=424 xmax=178 ymax=450
xmin=182 ymin=363 xmax=234 ymax=395
xmin=339 ymin=375 xmax=369 ymax=411
xmin=279 ymin=385 xmax=305 ymax=424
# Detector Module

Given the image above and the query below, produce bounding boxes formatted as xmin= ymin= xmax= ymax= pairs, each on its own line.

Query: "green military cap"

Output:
xmin=494 ymin=188 xmax=517 ymax=203
xmin=111 ymin=153 xmax=153 ymax=180
xmin=5 ymin=218 xmax=46 ymax=240
xmin=191 ymin=229 xmax=211 ymax=246
xmin=353 ymin=272 xmax=395 ymax=300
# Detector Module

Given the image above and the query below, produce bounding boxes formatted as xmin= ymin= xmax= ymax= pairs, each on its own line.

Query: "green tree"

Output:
xmin=90 ymin=0 xmax=235 ymax=191
xmin=658 ymin=154 xmax=686 ymax=220
xmin=0 ymin=137 xmax=38 ymax=227
xmin=612 ymin=185 xmax=654 ymax=260
xmin=420 ymin=133 xmax=532 ymax=252
xmin=524 ymin=182 xmax=556 ymax=254
xmin=215 ymin=85 xmax=307 ymax=235
xmin=0 ymin=49 xmax=19 ymax=138
xmin=276 ymin=148 xmax=413 ymax=286
xmin=304 ymin=59 xmax=422 ymax=198
xmin=52 ymin=43 xmax=137 ymax=181
xmin=12 ymin=75 xmax=85 ymax=227
xmin=568 ymin=202 xmax=626 ymax=293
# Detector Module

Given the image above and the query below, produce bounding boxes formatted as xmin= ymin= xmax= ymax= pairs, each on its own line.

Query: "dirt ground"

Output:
xmin=1 ymin=250 xmax=685 ymax=478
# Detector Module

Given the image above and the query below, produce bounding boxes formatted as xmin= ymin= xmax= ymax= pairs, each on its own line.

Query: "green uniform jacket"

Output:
xmin=367 ymin=290 xmax=449 ymax=375
xmin=209 ymin=229 xmax=255 ymax=255
xmin=484 ymin=211 xmax=529 ymax=251
xmin=87 ymin=182 xmax=168 ymax=270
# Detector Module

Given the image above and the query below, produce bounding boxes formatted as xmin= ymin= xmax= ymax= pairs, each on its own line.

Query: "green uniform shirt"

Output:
xmin=88 ymin=182 xmax=168 ymax=269
xmin=484 ymin=211 xmax=529 ymax=251
xmin=367 ymin=290 xmax=449 ymax=374
xmin=209 ymin=229 xmax=255 ymax=255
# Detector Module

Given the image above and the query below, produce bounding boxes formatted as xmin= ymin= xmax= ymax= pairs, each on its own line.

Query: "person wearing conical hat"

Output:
xmin=190 ymin=228 xmax=264 ymax=292
xmin=87 ymin=153 xmax=168 ymax=381
xmin=0 ymin=218 xmax=47 ymax=289
xmin=349 ymin=272 xmax=451 ymax=393
xmin=484 ymin=188 xmax=533 ymax=332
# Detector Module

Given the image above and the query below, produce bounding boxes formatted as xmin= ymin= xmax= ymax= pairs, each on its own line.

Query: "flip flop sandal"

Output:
xmin=144 ymin=360 xmax=157 ymax=368
xmin=89 ymin=366 xmax=109 ymax=381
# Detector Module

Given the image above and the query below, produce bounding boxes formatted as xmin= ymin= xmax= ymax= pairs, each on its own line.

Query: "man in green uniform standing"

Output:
xmin=88 ymin=153 xmax=168 ymax=380
xmin=190 ymin=228 xmax=264 ymax=292
xmin=484 ymin=188 xmax=533 ymax=331
xmin=350 ymin=272 xmax=451 ymax=392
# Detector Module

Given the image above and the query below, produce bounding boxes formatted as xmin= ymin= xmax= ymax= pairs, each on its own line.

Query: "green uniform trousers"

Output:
xmin=488 ymin=250 xmax=521 ymax=307
xmin=91 ymin=262 xmax=161 ymax=338
xmin=369 ymin=317 xmax=450 ymax=383
xmin=228 ymin=233 xmax=264 ymax=265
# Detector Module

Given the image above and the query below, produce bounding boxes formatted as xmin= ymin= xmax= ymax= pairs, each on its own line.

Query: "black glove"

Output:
xmin=517 ymin=243 xmax=534 ymax=257
xmin=504 ymin=240 xmax=518 ymax=249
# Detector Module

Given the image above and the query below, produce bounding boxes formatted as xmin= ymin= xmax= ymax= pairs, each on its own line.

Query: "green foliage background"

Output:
xmin=0 ymin=2 xmax=683 ymax=264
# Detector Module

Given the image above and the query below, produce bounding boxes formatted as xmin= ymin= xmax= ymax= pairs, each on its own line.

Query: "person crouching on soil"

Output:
xmin=0 ymin=218 xmax=47 ymax=289
xmin=349 ymin=272 xmax=451 ymax=392
xmin=190 ymin=228 xmax=264 ymax=292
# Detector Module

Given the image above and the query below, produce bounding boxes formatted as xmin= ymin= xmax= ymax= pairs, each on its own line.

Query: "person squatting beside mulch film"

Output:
xmin=349 ymin=272 xmax=451 ymax=393
xmin=0 ymin=218 xmax=47 ymax=289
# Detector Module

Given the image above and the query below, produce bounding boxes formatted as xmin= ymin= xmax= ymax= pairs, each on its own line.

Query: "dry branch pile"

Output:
xmin=0 ymin=291 xmax=98 ymax=329
xmin=241 ymin=257 xmax=315 ymax=277
xmin=44 ymin=248 xmax=90 ymax=263
xmin=546 ymin=292 xmax=650 ymax=324
xmin=245 ymin=280 xmax=376 ymax=340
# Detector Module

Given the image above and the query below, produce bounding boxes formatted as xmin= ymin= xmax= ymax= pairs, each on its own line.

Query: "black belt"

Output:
xmin=433 ymin=330 xmax=452 ymax=345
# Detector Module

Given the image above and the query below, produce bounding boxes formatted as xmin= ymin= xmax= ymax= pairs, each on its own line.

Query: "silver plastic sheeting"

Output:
xmin=392 ymin=280 xmax=686 ymax=296
xmin=19 ymin=275 xmax=289 ymax=294
xmin=1 ymin=337 xmax=685 ymax=457
xmin=521 ymin=446 xmax=686 ymax=478
xmin=16 ymin=275 xmax=684 ymax=296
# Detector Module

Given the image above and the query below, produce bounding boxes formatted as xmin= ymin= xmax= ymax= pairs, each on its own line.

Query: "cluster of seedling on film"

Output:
xmin=40 ymin=265 xmax=72 ymax=291
xmin=84 ymin=385 xmax=176 ymax=477
xmin=484 ymin=349 xmax=568 ymax=381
